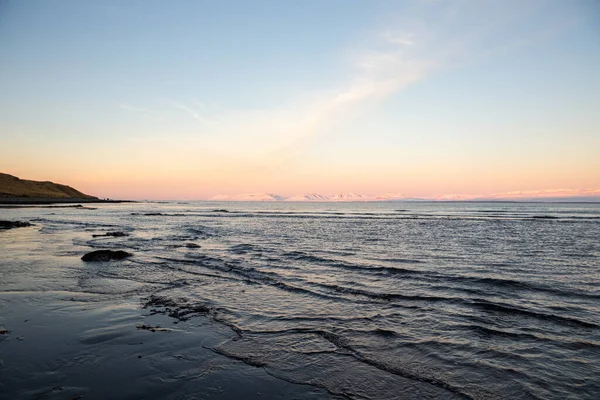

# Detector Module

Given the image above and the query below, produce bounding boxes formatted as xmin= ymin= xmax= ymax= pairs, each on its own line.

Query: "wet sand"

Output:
xmin=0 ymin=222 xmax=337 ymax=399
xmin=0 ymin=292 xmax=337 ymax=400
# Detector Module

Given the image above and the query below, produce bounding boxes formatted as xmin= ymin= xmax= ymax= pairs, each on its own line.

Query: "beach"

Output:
xmin=0 ymin=221 xmax=337 ymax=400
xmin=0 ymin=294 xmax=336 ymax=400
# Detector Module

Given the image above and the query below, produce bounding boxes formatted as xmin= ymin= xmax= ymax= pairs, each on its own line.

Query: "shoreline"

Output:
xmin=0 ymin=224 xmax=340 ymax=399
xmin=0 ymin=197 xmax=135 ymax=206
xmin=0 ymin=292 xmax=336 ymax=400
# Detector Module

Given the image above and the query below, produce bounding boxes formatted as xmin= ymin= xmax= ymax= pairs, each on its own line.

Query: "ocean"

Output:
xmin=1 ymin=201 xmax=599 ymax=399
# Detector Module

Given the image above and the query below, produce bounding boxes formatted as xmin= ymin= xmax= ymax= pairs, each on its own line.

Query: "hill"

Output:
xmin=0 ymin=173 xmax=97 ymax=199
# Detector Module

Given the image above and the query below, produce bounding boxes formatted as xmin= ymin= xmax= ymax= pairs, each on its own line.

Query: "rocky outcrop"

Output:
xmin=0 ymin=220 xmax=33 ymax=230
xmin=81 ymin=250 xmax=132 ymax=262
xmin=92 ymin=231 xmax=129 ymax=238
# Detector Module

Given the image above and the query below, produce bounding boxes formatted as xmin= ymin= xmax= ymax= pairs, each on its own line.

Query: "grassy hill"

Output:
xmin=0 ymin=173 xmax=97 ymax=199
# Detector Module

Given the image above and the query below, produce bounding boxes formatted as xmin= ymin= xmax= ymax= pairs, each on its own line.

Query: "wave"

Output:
xmin=308 ymin=281 xmax=451 ymax=303
xmin=229 ymin=243 xmax=271 ymax=254
xmin=470 ymin=299 xmax=598 ymax=328
xmin=437 ymin=275 xmax=600 ymax=300
xmin=184 ymin=225 xmax=219 ymax=239
xmin=222 ymin=327 xmax=474 ymax=399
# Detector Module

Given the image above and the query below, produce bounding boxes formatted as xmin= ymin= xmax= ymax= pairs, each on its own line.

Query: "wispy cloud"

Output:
xmin=171 ymin=101 xmax=210 ymax=126
xmin=116 ymin=0 xmax=573 ymax=185
xmin=118 ymin=103 xmax=154 ymax=115
xmin=381 ymin=32 xmax=416 ymax=47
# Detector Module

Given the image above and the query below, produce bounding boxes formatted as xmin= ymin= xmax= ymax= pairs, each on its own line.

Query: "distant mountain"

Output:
xmin=0 ymin=173 xmax=97 ymax=199
xmin=210 ymin=193 xmax=285 ymax=201
xmin=475 ymin=189 xmax=600 ymax=202
xmin=285 ymin=193 xmax=332 ymax=201
xmin=209 ymin=188 xmax=600 ymax=202
xmin=285 ymin=192 xmax=373 ymax=202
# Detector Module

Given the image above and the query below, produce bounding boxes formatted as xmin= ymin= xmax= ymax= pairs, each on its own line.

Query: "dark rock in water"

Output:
xmin=81 ymin=250 xmax=132 ymax=262
xmin=0 ymin=220 xmax=33 ymax=230
xmin=142 ymin=295 xmax=210 ymax=322
xmin=136 ymin=324 xmax=172 ymax=332
xmin=185 ymin=243 xmax=201 ymax=248
xmin=131 ymin=212 xmax=163 ymax=216
xmin=92 ymin=231 xmax=129 ymax=238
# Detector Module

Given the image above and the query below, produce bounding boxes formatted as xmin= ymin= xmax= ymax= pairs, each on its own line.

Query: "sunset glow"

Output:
xmin=1 ymin=1 xmax=598 ymax=200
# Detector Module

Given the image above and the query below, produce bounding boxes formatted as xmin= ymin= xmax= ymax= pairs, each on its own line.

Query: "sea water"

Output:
xmin=1 ymin=201 xmax=599 ymax=399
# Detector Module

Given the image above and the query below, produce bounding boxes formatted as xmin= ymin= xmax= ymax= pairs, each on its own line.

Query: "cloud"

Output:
xmin=118 ymin=103 xmax=154 ymax=115
xmin=381 ymin=32 xmax=416 ymax=47
xmin=244 ymin=31 xmax=438 ymax=166
xmin=171 ymin=101 xmax=210 ymax=126
xmin=115 ymin=0 xmax=571 ymax=186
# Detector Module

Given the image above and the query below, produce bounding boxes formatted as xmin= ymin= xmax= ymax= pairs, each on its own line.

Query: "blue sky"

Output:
xmin=1 ymin=0 xmax=598 ymax=199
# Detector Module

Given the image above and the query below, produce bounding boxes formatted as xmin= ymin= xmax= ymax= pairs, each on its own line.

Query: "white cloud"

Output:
xmin=171 ymin=101 xmax=210 ymax=126
xmin=118 ymin=0 xmax=566 ymax=176
xmin=118 ymin=103 xmax=154 ymax=115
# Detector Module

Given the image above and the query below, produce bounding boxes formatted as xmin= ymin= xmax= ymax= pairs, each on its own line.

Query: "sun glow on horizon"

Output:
xmin=1 ymin=1 xmax=598 ymax=199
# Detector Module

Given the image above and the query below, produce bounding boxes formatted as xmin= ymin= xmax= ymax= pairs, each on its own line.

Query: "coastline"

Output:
xmin=0 ymin=197 xmax=135 ymax=206
xmin=0 ymin=292 xmax=336 ymax=400
xmin=0 ymin=223 xmax=337 ymax=399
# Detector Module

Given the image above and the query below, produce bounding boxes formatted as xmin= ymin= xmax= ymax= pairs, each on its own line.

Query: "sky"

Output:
xmin=0 ymin=0 xmax=599 ymax=200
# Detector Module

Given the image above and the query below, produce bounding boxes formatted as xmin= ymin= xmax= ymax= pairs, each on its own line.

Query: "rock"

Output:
xmin=131 ymin=212 xmax=163 ymax=216
xmin=185 ymin=243 xmax=201 ymax=248
xmin=92 ymin=231 xmax=129 ymax=238
xmin=136 ymin=324 xmax=172 ymax=332
xmin=81 ymin=250 xmax=132 ymax=262
xmin=142 ymin=295 xmax=210 ymax=322
xmin=0 ymin=220 xmax=33 ymax=230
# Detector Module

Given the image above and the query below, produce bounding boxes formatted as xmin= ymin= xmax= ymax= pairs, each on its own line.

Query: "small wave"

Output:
xmin=282 ymin=251 xmax=424 ymax=276
xmin=470 ymin=299 xmax=598 ymax=328
xmin=185 ymin=225 xmax=218 ymax=239
xmin=311 ymin=281 xmax=449 ymax=303
xmin=229 ymin=243 xmax=267 ymax=254
xmin=369 ymin=256 xmax=424 ymax=264
xmin=458 ymin=323 xmax=541 ymax=340
xmin=372 ymin=328 xmax=398 ymax=337
xmin=156 ymin=255 xmax=355 ymax=303
xmin=29 ymin=218 xmax=121 ymax=228
xmin=283 ymin=250 xmax=331 ymax=263
xmin=415 ymin=273 xmax=600 ymax=301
